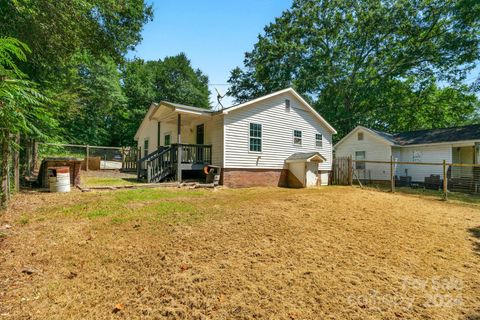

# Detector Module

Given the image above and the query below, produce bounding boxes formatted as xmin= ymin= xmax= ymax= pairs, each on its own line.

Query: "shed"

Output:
xmin=285 ymin=152 xmax=326 ymax=187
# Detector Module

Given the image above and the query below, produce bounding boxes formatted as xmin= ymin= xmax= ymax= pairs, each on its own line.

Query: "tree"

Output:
xmin=121 ymin=54 xmax=211 ymax=145
xmin=0 ymin=38 xmax=54 ymax=207
xmin=0 ymin=0 xmax=153 ymax=146
xmin=0 ymin=0 xmax=153 ymax=82
xmin=228 ymin=0 xmax=480 ymax=137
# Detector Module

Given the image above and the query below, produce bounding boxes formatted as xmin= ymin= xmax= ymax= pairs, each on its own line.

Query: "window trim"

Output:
xmin=248 ymin=122 xmax=263 ymax=153
xmin=293 ymin=129 xmax=303 ymax=146
xmin=143 ymin=138 xmax=149 ymax=157
xmin=164 ymin=132 xmax=171 ymax=146
xmin=355 ymin=151 xmax=366 ymax=170
xmin=315 ymin=133 xmax=323 ymax=148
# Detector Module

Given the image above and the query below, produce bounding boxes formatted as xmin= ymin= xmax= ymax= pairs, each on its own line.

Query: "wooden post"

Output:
xmin=443 ymin=160 xmax=448 ymax=201
xmin=85 ymin=145 xmax=89 ymax=172
xmin=13 ymin=134 xmax=20 ymax=192
xmin=390 ymin=155 xmax=395 ymax=193
xmin=176 ymin=114 xmax=182 ymax=182
xmin=347 ymin=156 xmax=353 ymax=186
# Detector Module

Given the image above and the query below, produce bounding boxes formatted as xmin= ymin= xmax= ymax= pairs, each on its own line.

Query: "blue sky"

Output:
xmin=130 ymin=0 xmax=479 ymax=105
xmin=129 ymin=0 xmax=293 ymax=107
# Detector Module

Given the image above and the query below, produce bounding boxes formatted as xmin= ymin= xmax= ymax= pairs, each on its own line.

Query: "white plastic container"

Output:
xmin=48 ymin=167 xmax=71 ymax=193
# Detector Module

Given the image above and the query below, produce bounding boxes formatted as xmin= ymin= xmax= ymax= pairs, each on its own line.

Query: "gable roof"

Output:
xmin=134 ymin=103 xmax=157 ymax=141
xmin=335 ymin=124 xmax=480 ymax=148
xmin=159 ymin=101 xmax=214 ymax=115
xmin=285 ymin=152 xmax=327 ymax=163
xmin=222 ymin=88 xmax=337 ymax=134
xmin=334 ymin=126 xmax=395 ymax=149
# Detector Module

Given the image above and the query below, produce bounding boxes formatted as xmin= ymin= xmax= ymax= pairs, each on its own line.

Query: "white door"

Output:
xmin=305 ymin=162 xmax=319 ymax=187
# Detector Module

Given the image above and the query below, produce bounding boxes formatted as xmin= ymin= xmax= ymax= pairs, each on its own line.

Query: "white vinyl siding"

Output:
xmin=223 ymin=92 xmax=334 ymax=171
xmin=335 ymin=128 xmax=392 ymax=180
xmin=397 ymin=145 xmax=452 ymax=182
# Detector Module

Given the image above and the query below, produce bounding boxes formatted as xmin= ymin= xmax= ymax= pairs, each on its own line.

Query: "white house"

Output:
xmin=334 ymin=125 xmax=480 ymax=183
xmin=134 ymin=88 xmax=337 ymax=187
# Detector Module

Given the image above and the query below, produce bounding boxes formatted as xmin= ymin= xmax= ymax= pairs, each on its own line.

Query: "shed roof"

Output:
xmin=285 ymin=152 xmax=326 ymax=163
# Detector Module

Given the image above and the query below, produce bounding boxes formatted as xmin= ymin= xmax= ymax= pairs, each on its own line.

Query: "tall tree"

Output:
xmin=0 ymin=0 xmax=153 ymax=146
xmin=228 ymin=0 xmax=480 ymax=137
xmin=0 ymin=0 xmax=153 ymax=81
xmin=121 ymin=54 xmax=211 ymax=145
xmin=0 ymin=38 xmax=54 ymax=207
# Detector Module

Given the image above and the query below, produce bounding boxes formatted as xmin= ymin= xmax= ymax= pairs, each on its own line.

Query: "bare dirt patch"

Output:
xmin=1 ymin=187 xmax=479 ymax=319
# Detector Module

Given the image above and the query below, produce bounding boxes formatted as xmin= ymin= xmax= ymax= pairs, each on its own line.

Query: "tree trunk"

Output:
xmin=32 ymin=140 xmax=38 ymax=172
xmin=1 ymin=132 xmax=10 ymax=208
xmin=13 ymin=133 xmax=20 ymax=192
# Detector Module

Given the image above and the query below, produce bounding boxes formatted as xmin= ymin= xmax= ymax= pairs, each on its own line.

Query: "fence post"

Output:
xmin=347 ymin=156 xmax=353 ymax=186
xmin=390 ymin=155 xmax=395 ymax=193
xmin=86 ymin=145 xmax=89 ymax=172
xmin=443 ymin=160 xmax=448 ymax=201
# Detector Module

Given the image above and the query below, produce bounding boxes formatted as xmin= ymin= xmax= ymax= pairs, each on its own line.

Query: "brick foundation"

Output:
xmin=222 ymin=168 xmax=289 ymax=188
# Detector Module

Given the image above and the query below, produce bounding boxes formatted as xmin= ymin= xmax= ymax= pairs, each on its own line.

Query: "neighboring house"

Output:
xmin=334 ymin=125 xmax=480 ymax=183
xmin=134 ymin=88 xmax=337 ymax=187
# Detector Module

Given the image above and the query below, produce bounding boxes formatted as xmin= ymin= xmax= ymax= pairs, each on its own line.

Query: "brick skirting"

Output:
xmin=222 ymin=168 xmax=289 ymax=188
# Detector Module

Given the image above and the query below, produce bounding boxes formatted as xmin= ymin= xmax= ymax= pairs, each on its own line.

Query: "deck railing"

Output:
xmin=138 ymin=144 xmax=212 ymax=182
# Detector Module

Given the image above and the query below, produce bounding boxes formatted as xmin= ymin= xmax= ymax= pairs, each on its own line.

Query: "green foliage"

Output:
xmin=0 ymin=0 xmax=153 ymax=80
xmin=0 ymin=37 xmax=55 ymax=141
xmin=121 ymin=54 xmax=211 ymax=145
xmin=0 ymin=0 xmax=154 ymax=146
xmin=228 ymin=0 xmax=480 ymax=137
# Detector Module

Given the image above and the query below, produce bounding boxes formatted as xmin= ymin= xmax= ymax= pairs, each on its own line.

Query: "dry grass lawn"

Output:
xmin=0 ymin=186 xmax=479 ymax=320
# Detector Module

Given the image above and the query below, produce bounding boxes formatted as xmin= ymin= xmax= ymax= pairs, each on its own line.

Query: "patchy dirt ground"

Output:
xmin=0 ymin=186 xmax=479 ymax=320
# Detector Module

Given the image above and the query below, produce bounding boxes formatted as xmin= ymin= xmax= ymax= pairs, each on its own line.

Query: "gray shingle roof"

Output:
xmin=373 ymin=124 xmax=480 ymax=146
xmin=286 ymin=152 xmax=326 ymax=161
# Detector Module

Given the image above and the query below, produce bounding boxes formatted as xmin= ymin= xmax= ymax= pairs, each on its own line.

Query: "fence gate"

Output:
xmin=332 ymin=156 xmax=352 ymax=185
xmin=121 ymin=147 xmax=140 ymax=172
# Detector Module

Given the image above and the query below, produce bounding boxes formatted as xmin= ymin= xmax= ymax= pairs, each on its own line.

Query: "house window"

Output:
xmin=293 ymin=130 xmax=302 ymax=145
xmin=164 ymin=134 xmax=171 ymax=146
xmin=143 ymin=139 xmax=149 ymax=157
xmin=355 ymin=151 xmax=366 ymax=170
xmin=358 ymin=132 xmax=364 ymax=141
xmin=413 ymin=150 xmax=421 ymax=162
xmin=316 ymin=133 xmax=323 ymax=148
xmin=249 ymin=123 xmax=262 ymax=152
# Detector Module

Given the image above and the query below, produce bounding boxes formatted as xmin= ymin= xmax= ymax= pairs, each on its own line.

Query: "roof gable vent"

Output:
xmin=285 ymin=99 xmax=291 ymax=111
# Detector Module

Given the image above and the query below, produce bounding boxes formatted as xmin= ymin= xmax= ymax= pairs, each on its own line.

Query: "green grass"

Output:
xmin=81 ymin=176 xmax=139 ymax=187
xmin=18 ymin=216 xmax=29 ymax=225
xmin=40 ymin=188 xmax=210 ymax=225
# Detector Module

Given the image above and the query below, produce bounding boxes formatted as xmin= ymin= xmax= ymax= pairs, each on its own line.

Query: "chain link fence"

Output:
xmin=333 ymin=156 xmax=480 ymax=201
xmin=37 ymin=143 xmax=135 ymax=171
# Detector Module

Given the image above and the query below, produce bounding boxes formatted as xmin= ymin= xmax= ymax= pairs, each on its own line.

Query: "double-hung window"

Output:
xmin=355 ymin=151 xmax=366 ymax=170
xmin=249 ymin=123 xmax=262 ymax=152
xmin=316 ymin=133 xmax=323 ymax=148
xmin=293 ymin=130 xmax=302 ymax=146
